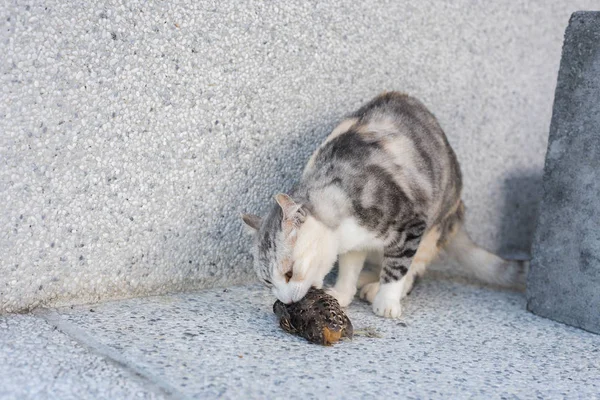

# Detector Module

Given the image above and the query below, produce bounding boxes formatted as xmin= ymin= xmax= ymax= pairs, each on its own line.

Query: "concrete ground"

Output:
xmin=1 ymin=277 xmax=598 ymax=400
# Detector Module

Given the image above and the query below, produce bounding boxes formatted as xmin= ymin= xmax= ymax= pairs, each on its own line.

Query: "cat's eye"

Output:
xmin=285 ymin=271 xmax=293 ymax=283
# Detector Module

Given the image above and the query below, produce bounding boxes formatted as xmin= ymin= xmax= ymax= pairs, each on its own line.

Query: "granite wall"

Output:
xmin=1 ymin=1 xmax=597 ymax=312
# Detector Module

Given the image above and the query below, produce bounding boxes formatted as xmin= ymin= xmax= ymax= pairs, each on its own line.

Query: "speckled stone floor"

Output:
xmin=2 ymin=277 xmax=599 ymax=399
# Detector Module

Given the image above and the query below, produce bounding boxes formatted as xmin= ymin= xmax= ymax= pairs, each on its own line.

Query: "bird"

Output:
xmin=273 ymin=287 xmax=353 ymax=346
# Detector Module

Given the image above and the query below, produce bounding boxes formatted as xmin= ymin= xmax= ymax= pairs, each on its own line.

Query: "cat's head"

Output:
xmin=242 ymin=193 xmax=334 ymax=304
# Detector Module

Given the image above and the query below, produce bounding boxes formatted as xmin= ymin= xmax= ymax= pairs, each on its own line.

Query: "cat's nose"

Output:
xmin=289 ymin=281 xmax=310 ymax=303
xmin=272 ymin=286 xmax=293 ymax=304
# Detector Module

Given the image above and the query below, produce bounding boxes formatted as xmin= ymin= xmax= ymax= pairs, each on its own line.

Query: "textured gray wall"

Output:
xmin=1 ymin=1 xmax=597 ymax=312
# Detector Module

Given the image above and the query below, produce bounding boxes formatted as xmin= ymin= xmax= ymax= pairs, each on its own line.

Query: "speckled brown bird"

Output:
xmin=273 ymin=287 xmax=353 ymax=346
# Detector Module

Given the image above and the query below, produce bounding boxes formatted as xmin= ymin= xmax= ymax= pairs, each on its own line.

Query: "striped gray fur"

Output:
xmin=294 ymin=92 xmax=462 ymax=284
xmin=243 ymin=92 xmax=526 ymax=317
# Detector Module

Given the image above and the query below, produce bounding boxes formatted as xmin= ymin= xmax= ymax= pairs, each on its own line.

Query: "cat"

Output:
xmin=242 ymin=92 xmax=527 ymax=318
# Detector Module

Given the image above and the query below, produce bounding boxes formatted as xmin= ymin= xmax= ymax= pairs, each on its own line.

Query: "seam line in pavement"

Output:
xmin=34 ymin=308 xmax=189 ymax=400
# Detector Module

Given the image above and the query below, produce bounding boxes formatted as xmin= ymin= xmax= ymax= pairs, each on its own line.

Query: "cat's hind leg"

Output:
xmin=326 ymin=251 xmax=367 ymax=307
xmin=401 ymin=227 xmax=442 ymax=298
xmin=360 ymin=226 xmax=439 ymax=303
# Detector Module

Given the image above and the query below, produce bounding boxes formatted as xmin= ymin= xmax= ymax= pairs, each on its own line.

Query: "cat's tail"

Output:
xmin=443 ymin=225 xmax=529 ymax=290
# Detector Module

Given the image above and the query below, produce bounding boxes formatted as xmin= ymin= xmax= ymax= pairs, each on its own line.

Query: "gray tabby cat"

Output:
xmin=242 ymin=92 xmax=526 ymax=318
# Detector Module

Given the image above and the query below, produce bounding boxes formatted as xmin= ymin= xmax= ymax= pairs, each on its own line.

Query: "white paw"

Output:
xmin=372 ymin=292 xmax=402 ymax=319
xmin=359 ymin=282 xmax=379 ymax=304
xmin=326 ymin=287 xmax=354 ymax=307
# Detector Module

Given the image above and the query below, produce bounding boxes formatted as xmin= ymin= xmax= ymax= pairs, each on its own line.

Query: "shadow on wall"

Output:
xmin=497 ymin=170 xmax=543 ymax=259
xmin=192 ymin=112 xmax=343 ymax=286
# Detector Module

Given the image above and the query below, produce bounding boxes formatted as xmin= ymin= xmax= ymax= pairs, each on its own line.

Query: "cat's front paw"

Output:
xmin=326 ymin=287 xmax=354 ymax=307
xmin=372 ymin=292 xmax=402 ymax=319
xmin=359 ymin=282 xmax=379 ymax=304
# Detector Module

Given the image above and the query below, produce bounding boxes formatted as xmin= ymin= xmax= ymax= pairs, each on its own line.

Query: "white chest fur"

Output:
xmin=335 ymin=218 xmax=383 ymax=254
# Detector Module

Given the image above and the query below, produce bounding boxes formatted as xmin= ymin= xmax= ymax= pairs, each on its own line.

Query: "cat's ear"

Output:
xmin=274 ymin=193 xmax=303 ymax=219
xmin=241 ymin=213 xmax=262 ymax=233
